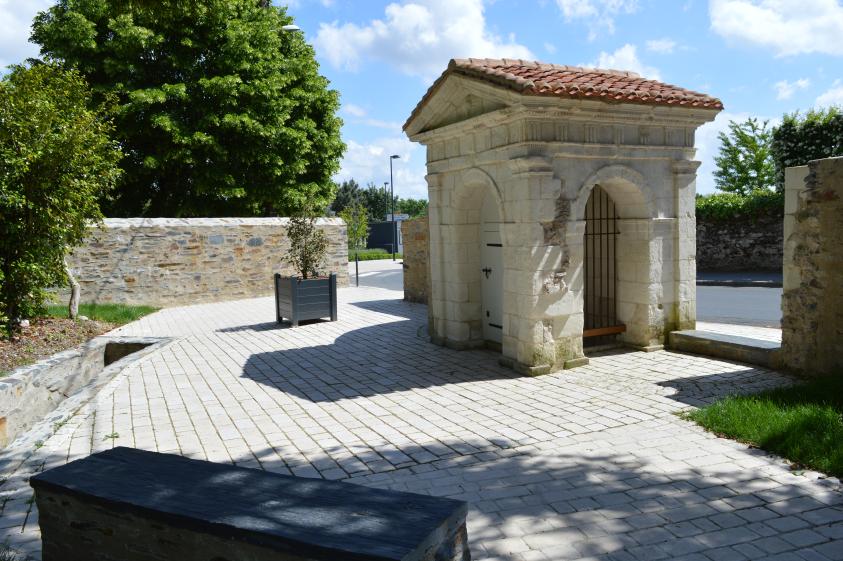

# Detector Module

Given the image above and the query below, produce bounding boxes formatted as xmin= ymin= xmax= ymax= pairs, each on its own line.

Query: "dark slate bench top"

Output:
xmin=31 ymin=447 xmax=468 ymax=561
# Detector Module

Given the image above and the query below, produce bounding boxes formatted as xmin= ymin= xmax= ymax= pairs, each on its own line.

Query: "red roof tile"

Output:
xmin=405 ymin=58 xmax=723 ymax=131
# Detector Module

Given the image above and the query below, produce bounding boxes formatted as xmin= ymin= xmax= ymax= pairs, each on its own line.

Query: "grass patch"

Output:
xmin=685 ymin=376 xmax=843 ymax=478
xmin=349 ymin=249 xmax=403 ymax=261
xmin=45 ymin=303 xmax=157 ymax=325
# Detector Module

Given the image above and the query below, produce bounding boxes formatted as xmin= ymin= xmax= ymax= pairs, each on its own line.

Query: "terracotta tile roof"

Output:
xmin=405 ymin=58 xmax=723 ymax=131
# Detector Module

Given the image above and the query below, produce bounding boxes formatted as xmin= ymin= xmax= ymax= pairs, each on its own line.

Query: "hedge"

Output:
xmin=695 ymin=189 xmax=783 ymax=222
xmin=771 ymin=107 xmax=843 ymax=189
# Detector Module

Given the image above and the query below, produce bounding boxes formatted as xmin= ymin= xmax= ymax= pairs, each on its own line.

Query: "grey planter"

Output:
xmin=274 ymin=273 xmax=337 ymax=327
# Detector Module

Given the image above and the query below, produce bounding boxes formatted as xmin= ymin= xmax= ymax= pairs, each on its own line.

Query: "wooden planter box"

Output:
xmin=274 ymin=273 xmax=337 ymax=327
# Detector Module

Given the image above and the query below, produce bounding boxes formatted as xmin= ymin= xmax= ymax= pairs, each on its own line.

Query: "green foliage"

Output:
xmin=713 ymin=118 xmax=776 ymax=195
xmin=45 ymin=303 xmax=157 ymax=324
xmin=330 ymin=179 xmax=361 ymax=214
xmin=695 ymin=189 xmax=783 ymax=222
xmin=397 ymin=197 xmax=428 ymax=218
xmin=771 ymin=107 xmax=843 ymax=189
xmin=0 ymin=63 xmax=121 ymax=336
xmin=348 ymin=249 xmax=402 ymax=261
xmin=361 ymin=182 xmax=395 ymax=222
xmin=31 ymin=0 xmax=344 ymax=217
xmin=285 ymin=204 xmax=328 ymax=279
xmin=686 ymin=376 xmax=843 ymax=478
xmin=339 ymin=202 xmax=369 ymax=251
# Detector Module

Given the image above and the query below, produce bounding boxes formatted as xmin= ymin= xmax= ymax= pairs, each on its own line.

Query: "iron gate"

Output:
xmin=583 ymin=185 xmax=625 ymax=345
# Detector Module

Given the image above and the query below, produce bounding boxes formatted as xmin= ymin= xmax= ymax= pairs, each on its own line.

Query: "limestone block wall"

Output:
xmin=67 ymin=218 xmax=348 ymax=307
xmin=401 ymin=217 xmax=430 ymax=304
xmin=697 ymin=212 xmax=783 ymax=271
xmin=781 ymin=158 xmax=843 ymax=376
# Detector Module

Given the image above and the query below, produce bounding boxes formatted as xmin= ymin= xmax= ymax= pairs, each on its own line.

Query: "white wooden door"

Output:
xmin=481 ymin=227 xmax=503 ymax=343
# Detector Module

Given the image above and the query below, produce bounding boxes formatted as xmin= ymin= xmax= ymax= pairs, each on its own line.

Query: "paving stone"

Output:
xmin=0 ymin=285 xmax=839 ymax=561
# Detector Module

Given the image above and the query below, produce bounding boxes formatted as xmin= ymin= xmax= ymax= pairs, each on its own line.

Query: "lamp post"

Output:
xmin=389 ymin=155 xmax=400 ymax=261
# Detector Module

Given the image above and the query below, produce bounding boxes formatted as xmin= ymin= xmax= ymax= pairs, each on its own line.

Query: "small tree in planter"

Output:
xmin=275 ymin=206 xmax=337 ymax=326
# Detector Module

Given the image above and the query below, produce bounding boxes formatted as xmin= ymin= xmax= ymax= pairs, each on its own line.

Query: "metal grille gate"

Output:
xmin=583 ymin=185 xmax=626 ymax=346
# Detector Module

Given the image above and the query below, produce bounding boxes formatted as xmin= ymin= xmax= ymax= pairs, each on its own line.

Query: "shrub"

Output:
xmin=0 ymin=63 xmax=122 ymax=336
xmin=695 ymin=189 xmax=784 ymax=222
xmin=285 ymin=205 xmax=328 ymax=279
xmin=771 ymin=107 xmax=843 ymax=189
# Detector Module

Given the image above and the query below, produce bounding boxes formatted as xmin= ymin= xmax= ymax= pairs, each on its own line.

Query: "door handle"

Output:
xmin=482 ymin=267 xmax=492 ymax=279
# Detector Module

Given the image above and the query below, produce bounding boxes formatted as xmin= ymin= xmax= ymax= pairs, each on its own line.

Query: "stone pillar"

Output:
xmin=781 ymin=158 xmax=843 ymax=376
xmin=499 ymin=159 xmax=587 ymax=375
xmin=672 ymin=160 xmax=700 ymax=331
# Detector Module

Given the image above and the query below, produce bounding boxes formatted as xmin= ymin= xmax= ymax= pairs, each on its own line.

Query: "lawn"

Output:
xmin=685 ymin=376 xmax=843 ymax=478
xmin=44 ymin=302 xmax=157 ymax=324
xmin=1 ymin=303 xmax=157 ymax=376
xmin=349 ymin=248 xmax=403 ymax=261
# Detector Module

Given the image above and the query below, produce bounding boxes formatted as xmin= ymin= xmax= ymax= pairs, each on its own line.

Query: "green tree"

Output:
xmin=397 ymin=198 xmax=428 ymax=218
xmin=31 ymin=0 xmax=344 ymax=217
xmin=0 ymin=63 xmax=122 ymax=336
xmin=713 ymin=118 xmax=776 ymax=195
xmin=771 ymin=107 xmax=843 ymax=189
xmin=361 ymin=182 xmax=396 ymax=222
xmin=339 ymin=202 xmax=369 ymax=254
xmin=330 ymin=179 xmax=362 ymax=214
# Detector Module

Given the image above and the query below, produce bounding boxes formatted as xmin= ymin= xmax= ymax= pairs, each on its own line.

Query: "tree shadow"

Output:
xmin=655 ymin=363 xmax=799 ymax=408
xmin=234 ymin=300 xmax=513 ymax=403
xmin=9 ymin=436 xmax=841 ymax=561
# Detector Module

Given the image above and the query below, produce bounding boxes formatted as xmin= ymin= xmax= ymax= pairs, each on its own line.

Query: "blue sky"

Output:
xmin=3 ymin=0 xmax=842 ymax=199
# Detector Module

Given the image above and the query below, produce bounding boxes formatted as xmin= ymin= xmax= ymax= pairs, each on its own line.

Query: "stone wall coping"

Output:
xmin=99 ymin=217 xmax=346 ymax=228
xmin=32 ymin=447 xmax=469 ymax=561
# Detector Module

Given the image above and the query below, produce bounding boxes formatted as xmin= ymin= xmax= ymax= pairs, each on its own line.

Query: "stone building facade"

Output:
xmin=781 ymin=158 xmax=843 ymax=376
xmin=401 ymin=217 xmax=430 ymax=304
xmin=404 ymin=59 xmax=721 ymax=374
xmin=67 ymin=218 xmax=348 ymax=307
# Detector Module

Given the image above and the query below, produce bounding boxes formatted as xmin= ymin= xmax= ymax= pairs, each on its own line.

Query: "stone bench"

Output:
xmin=30 ymin=447 xmax=470 ymax=561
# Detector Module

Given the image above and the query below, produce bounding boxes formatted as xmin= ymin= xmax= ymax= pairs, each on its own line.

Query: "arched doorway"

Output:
xmin=480 ymin=193 xmax=503 ymax=345
xmin=583 ymin=185 xmax=625 ymax=347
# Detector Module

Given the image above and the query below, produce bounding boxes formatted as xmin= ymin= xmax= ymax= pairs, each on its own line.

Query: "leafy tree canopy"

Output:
xmin=0 ymin=63 xmax=122 ymax=335
xmin=330 ymin=178 xmax=361 ymax=214
xmin=31 ymin=0 xmax=344 ymax=217
xmin=713 ymin=118 xmax=776 ymax=195
xmin=771 ymin=106 xmax=843 ymax=189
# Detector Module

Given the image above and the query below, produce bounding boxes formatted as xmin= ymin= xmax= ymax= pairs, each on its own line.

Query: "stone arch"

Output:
xmin=573 ymin=164 xmax=658 ymax=350
xmin=453 ymin=167 xmax=505 ymax=219
xmin=573 ymin=164 xmax=652 ymax=220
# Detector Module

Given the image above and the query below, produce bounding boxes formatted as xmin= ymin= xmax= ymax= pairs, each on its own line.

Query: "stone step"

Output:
xmin=668 ymin=330 xmax=781 ymax=369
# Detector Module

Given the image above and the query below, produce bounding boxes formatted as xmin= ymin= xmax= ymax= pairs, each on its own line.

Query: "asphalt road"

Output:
xmin=696 ymin=285 xmax=782 ymax=327
xmin=347 ymin=260 xmax=783 ymax=328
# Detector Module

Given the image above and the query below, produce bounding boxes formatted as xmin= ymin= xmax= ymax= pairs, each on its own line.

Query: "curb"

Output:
xmin=696 ymin=280 xmax=782 ymax=288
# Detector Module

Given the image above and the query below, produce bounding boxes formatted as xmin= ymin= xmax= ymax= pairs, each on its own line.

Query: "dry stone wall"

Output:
xmin=401 ymin=217 xmax=430 ymax=304
xmin=67 ymin=218 xmax=347 ymax=307
xmin=696 ymin=212 xmax=783 ymax=271
xmin=781 ymin=158 xmax=843 ymax=376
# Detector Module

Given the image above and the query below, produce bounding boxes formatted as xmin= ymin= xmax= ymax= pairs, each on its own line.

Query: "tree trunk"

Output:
xmin=64 ymin=257 xmax=80 ymax=320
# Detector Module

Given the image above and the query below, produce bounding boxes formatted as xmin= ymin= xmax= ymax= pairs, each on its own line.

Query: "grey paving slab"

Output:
xmin=0 ymin=284 xmax=839 ymax=560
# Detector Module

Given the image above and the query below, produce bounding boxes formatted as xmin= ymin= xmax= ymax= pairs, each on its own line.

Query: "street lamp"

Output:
xmin=281 ymin=24 xmax=301 ymax=31
xmin=389 ymin=155 xmax=400 ymax=261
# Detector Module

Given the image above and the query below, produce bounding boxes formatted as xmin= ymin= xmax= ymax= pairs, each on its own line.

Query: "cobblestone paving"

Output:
xmin=1 ymin=286 xmax=840 ymax=560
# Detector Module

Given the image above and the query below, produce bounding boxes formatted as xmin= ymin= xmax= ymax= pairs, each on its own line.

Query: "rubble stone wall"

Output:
xmin=66 ymin=218 xmax=348 ymax=307
xmin=781 ymin=158 xmax=843 ymax=375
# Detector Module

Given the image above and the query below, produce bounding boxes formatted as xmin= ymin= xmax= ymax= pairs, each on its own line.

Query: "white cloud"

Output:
xmin=773 ymin=78 xmax=810 ymax=100
xmin=544 ymin=42 xmax=557 ymax=54
xmin=587 ymin=44 xmax=660 ymax=80
xmin=817 ymin=79 xmax=843 ymax=106
xmin=709 ymin=0 xmax=843 ymax=57
xmin=343 ymin=103 xmax=367 ymax=117
xmin=336 ymin=136 xmax=428 ymax=199
xmin=555 ymin=0 xmax=638 ymax=40
xmin=645 ymin=38 xmax=677 ymax=54
xmin=314 ymin=0 xmax=533 ymax=81
xmin=694 ymin=111 xmax=779 ymax=194
xmin=0 ymin=0 xmax=51 ymax=69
